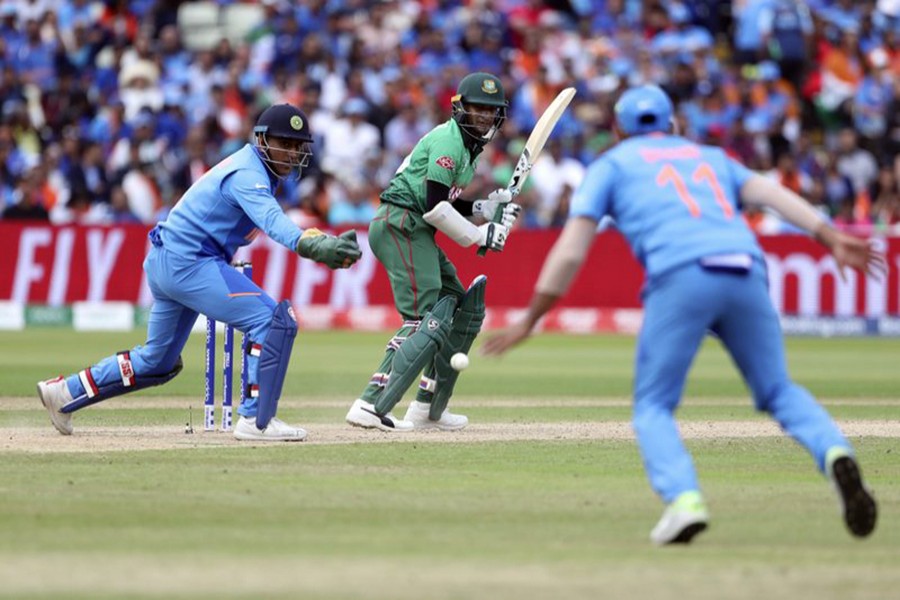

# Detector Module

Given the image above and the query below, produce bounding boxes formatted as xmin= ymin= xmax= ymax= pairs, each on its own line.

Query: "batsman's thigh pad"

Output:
xmin=256 ymin=300 xmax=298 ymax=429
xmin=373 ymin=295 xmax=457 ymax=414
xmin=430 ymin=275 xmax=486 ymax=419
xmin=62 ymin=354 xmax=184 ymax=413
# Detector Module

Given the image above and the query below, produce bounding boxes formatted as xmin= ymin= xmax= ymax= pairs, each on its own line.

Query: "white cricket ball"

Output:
xmin=450 ymin=352 xmax=470 ymax=371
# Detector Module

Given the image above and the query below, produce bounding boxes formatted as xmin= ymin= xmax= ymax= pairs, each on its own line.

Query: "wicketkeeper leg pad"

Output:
xmin=373 ymin=295 xmax=457 ymax=415
xmin=428 ymin=275 xmax=486 ymax=420
xmin=256 ymin=300 xmax=298 ymax=429
xmin=61 ymin=353 xmax=184 ymax=413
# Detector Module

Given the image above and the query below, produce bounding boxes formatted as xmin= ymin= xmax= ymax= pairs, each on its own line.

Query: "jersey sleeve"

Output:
xmin=424 ymin=135 xmax=463 ymax=187
xmin=569 ymin=157 xmax=616 ymax=222
xmin=223 ymin=169 xmax=301 ymax=251
xmin=722 ymin=153 xmax=756 ymax=205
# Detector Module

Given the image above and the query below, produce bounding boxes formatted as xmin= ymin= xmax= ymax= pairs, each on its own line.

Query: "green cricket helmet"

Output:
xmin=253 ymin=103 xmax=314 ymax=178
xmin=451 ymin=72 xmax=508 ymax=146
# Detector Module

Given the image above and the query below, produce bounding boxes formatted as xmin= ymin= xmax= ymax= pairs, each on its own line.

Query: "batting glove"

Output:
xmin=476 ymin=222 xmax=510 ymax=253
xmin=473 ymin=188 xmax=513 ymax=222
xmin=499 ymin=202 xmax=522 ymax=229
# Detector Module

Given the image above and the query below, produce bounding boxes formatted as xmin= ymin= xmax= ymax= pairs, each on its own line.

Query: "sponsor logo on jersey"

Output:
xmin=245 ymin=228 xmax=261 ymax=242
xmin=287 ymin=306 xmax=297 ymax=322
xmin=449 ymin=186 xmax=463 ymax=201
xmin=436 ymin=156 xmax=455 ymax=170
xmin=427 ymin=319 xmax=439 ymax=331
xmin=255 ymin=183 xmax=269 ymax=190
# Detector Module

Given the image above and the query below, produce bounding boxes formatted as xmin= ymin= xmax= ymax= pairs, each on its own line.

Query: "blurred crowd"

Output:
xmin=2 ymin=0 xmax=900 ymax=235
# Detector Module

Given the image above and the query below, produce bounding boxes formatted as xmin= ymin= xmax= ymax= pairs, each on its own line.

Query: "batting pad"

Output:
xmin=427 ymin=275 xmax=486 ymax=420
xmin=373 ymin=295 xmax=456 ymax=415
xmin=256 ymin=300 xmax=298 ymax=429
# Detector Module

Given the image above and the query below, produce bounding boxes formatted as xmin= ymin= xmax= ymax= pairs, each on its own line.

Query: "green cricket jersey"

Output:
xmin=380 ymin=119 xmax=479 ymax=214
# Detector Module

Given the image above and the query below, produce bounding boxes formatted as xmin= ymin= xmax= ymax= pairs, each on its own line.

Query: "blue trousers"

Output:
xmin=64 ymin=245 xmax=277 ymax=417
xmin=633 ymin=261 xmax=850 ymax=503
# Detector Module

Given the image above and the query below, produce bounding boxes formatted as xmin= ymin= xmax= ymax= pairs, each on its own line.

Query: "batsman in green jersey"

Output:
xmin=345 ymin=72 xmax=521 ymax=432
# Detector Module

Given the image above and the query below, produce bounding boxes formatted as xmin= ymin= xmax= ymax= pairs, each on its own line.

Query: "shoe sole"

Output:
xmin=36 ymin=382 xmax=73 ymax=436
xmin=832 ymin=456 xmax=877 ymax=537
xmin=233 ymin=434 xmax=307 ymax=442
xmin=667 ymin=522 xmax=708 ymax=544
xmin=408 ymin=420 xmax=468 ymax=431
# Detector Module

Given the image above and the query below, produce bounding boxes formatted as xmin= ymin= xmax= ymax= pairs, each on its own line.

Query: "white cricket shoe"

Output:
xmin=233 ymin=416 xmax=307 ymax=442
xmin=404 ymin=400 xmax=468 ymax=431
xmin=345 ymin=399 xmax=414 ymax=432
xmin=36 ymin=376 xmax=74 ymax=435
xmin=650 ymin=491 xmax=709 ymax=546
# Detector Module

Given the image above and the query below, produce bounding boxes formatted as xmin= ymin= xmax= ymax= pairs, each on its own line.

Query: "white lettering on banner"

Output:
xmin=865 ymin=237 xmax=887 ymax=317
xmin=261 ymin=236 xmax=287 ymax=299
xmin=11 ymin=228 xmax=52 ymax=303
xmin=48 ymin=229 xmax=74 ymax=306
xmin=765 ymin=253 xmax=857 ymax=316
xmin=86 ymin=229 xmax=125 ymax=301
xmin=138 ymin=237 xmax=153 ymax=307
xmin=293 ymin=258 xmax=329 ymax=306
xmin=330 ymin=232 xmax=374 ymax=309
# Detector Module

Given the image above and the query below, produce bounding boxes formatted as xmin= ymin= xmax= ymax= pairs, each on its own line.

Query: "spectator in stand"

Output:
xmin=528 ymin=138 xmax=586 ymax=228
xmin=3 ymin=164 xmax=50 ymax=221
xmin=835 ymin=127 xmax=879 ymax=198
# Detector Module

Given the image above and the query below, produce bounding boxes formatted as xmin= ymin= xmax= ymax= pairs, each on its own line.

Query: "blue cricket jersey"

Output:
xmin=570 ymin=134 xmax=761 ymax=279
xmin=154 ymin=144 xmax=302 ymax=261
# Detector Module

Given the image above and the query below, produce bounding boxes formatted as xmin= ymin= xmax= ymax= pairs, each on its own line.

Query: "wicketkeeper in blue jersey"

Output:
xmin=37 ymin=104 xmax=362 ymax=442
xmin=484 ymin=85 xmax=885 ymax=544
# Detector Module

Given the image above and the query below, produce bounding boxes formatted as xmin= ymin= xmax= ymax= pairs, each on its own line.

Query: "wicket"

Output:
xmin=204 ymin=262 xmax=253 ymax=431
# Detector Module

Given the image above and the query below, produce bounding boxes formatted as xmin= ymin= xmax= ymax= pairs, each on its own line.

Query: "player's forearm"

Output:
xmin=532 ymin=217 xmax=596 ymax=308
xmin=741 ymin=175 xmax=827 ymax=235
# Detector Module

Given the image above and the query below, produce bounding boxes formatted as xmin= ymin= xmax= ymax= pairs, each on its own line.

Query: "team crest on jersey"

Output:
xmin=482 ymin=79 xmax=498 ymax=94
xmin=290 ymin=115 xmax=303 ymax=130
xmin=448 ymin=186 xmax=463 ymax=201
xmin=436 ymin=156 xmax=455 ymax=170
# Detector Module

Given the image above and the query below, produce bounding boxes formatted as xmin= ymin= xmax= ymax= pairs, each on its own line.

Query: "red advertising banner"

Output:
xmin=1 ymin=222 xmax=898 ymax=316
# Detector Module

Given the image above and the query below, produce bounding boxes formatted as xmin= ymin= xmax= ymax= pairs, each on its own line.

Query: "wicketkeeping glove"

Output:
xmin=296 ymin=229 xmax=362 ymax=269
xmin=476 ymin=222 xmax=509 ymax=253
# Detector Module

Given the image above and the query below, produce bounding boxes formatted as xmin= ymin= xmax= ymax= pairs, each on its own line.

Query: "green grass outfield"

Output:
xmin=0 ymin=330 xmax=898 ymax=600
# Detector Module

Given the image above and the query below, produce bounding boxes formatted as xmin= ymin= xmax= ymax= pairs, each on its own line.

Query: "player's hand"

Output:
xmin=499 ymin=202 xmax=522 ymax=229
xmin=817 ymin=226 xmax=887 ymax=280
xmin=296 ymin=228 xmax=362 ymax=269
xmin=476 ymin=222 xmax=509 ymax=252
xmin=473 ymin=188 xmax=513 ymax=222
xmin=481 ymin=322 xmax=532 ymax=356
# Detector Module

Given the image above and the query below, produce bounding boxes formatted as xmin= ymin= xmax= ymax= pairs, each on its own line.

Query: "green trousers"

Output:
xmin=360 ymin=202 xmax=465 ymax=405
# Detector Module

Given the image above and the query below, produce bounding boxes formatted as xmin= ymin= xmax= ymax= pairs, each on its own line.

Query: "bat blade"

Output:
xmin=508 ymin=87 xmax=576 ymax=197
xmin=477 ymin=87 xmax=576 ymax=256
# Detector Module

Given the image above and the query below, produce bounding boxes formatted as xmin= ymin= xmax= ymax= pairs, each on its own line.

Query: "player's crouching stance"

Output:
xmin=38 ymin=104 xmax=362 ymax=441
xmin=345 ymin=72 xmax=521 ymax=432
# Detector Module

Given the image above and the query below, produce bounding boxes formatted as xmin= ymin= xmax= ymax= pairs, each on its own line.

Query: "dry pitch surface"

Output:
xmin=3 ymin=396 xmax=898 ymax=453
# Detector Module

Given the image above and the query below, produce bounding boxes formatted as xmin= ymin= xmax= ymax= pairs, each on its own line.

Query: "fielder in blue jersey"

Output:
xmin=37 ymin=104 xmax=362 ymax=442
xmin=484 ymin=85 xmax=884 ymax=544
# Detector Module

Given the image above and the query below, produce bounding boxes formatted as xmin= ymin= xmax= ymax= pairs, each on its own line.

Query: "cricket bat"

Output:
xmin=478 ymin=87 xmax=576 ymax=256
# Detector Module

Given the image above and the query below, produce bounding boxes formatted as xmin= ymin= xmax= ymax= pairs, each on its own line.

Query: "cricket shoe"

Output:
xmin=36 ymin=376 xmax=74 ymax=435
xmin=345 ymin=399 xmax=414 ymax=432
xmin=404 ymin=401 xmax=468 ymax=431
xmin=826 ymin=448 xmax=877 ymax=538
xmin=650 ymin=491 xmax=709 ymax=546
xmin=233 ymin=416 xmax=307 ymax=442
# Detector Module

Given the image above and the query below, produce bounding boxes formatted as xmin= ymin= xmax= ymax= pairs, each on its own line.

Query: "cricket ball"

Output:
xmin=450 ymin=352 xmax=470 ymax=371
